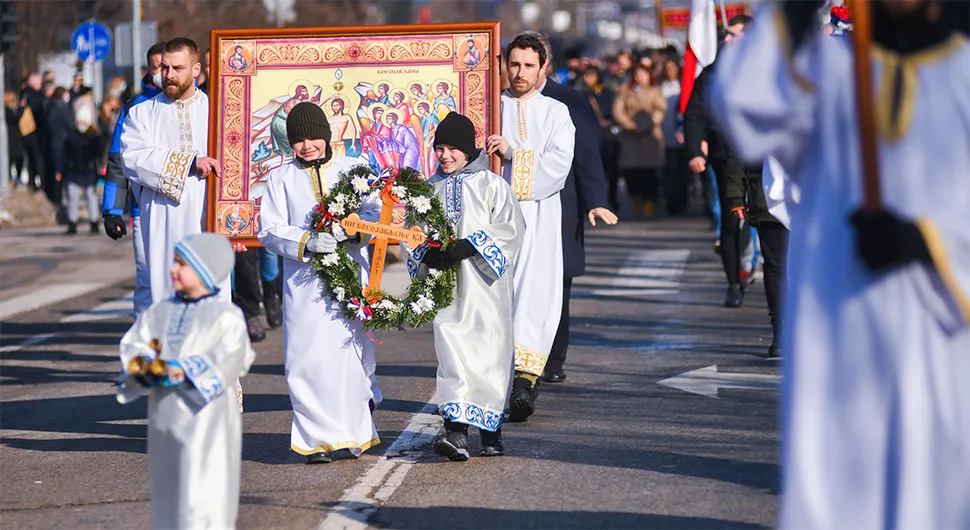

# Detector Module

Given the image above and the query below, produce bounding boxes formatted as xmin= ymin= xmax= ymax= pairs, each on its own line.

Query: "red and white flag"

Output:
xmin=678 ymin=0 xmax=719 ymax=114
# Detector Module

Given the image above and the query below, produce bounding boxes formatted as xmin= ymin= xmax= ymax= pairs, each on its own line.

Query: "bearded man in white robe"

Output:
xmin=486 ymin=33 xmax=575 ymax=422
xmin=121 ymin=37 xmax=228 ymax=303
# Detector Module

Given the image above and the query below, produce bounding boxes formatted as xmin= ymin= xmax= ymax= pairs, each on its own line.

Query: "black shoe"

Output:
xmin=262 ymin=279 xmax=283 ymax=328
xmin=65 ymin=222 xmax=77 ymax=235
xmin=768 ymin=322 xmax=783 ymax=358
xmin=508 ymin=376 xmax=537 ymax=422
xmin=89 ymin=222 xmax=99 ymax=234
xmin=724 ymin=284 xmax=743 ymax=308
xmin=369 ymin=399 xmax=375 ymax=413
xmin=306 ymin=452 xmax=331 ymax=464
xmin=479 ymin=428 xmax=504 ymax=457
xmin=247 ymin=316 xmax=266 ymax=343
xmin=540 ymin=369 xmax=566 ymax=383
xmin=434 ymin=421 xmax=469 ymax=461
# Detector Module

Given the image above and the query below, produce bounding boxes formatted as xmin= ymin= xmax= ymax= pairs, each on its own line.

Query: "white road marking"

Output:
xmin=0 ymin=279 xmax=132 ymax=321
xmin=0 ymin=332 xmax=59 ymax=353
xmin=574 ymin=249 xmax=690 ymax=297
xmin=319 ymin=403 xmax=441 ymax=530
xmin=657 ymin=365 xmax=781 ymax=398
xmin=61 ymin=293 xmax=134 ymax=323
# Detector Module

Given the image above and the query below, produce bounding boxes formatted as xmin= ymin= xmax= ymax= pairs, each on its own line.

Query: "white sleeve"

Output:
xmin=258 ymin=172 xmax=312 ymax=263
xmin=509 ymin=104 xmax=575 ymax=202
xmin=121 ymin=104 xmax=198 ymax=204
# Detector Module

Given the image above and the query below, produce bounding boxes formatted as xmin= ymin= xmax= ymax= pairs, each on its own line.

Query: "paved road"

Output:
xmin=1 ymin=217 xmax=780 ymax=529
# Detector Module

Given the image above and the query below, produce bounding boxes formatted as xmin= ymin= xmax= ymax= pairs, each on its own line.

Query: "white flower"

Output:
xmin=320 ymin=253 xmax=339 ymax=266
xmin=333 ymin=287 xmax=346 ymax=301
xmin=377 ymin=299 xmax=400 ymax=312
xmin=411 ymin=196 xmax=432 ymax=214
xmin=409 ymin=300 xmax=426 ymax=315
xmin=429 ymin=269 xmax=443 ymax=279
xmin=392 ymin=185 xmax=407 ymax=198
xmin=329 ymin=203 xmax=346 ymax=217
xmin=353 ymin=177 xmax=370 ymax=194
xmin=333 ymin=193 xmax=347 ymax=205
xmin=416 ymin=295 xmax=434 ymax=312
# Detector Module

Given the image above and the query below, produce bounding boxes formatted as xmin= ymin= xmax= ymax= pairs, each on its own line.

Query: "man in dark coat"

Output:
xmin=684 ymin=15 xmax=753 ymax=308
xmin=525 ymin=33 xmax=617 ymax=388
xmin=20 ymin=73 xmax=47 ymax=191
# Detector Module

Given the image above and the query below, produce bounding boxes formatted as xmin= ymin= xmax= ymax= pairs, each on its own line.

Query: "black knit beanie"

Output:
xmin=287 ymin=102 xmax=331 ymax=147
xmin=433 ymin=112 xmax=478 ymax=161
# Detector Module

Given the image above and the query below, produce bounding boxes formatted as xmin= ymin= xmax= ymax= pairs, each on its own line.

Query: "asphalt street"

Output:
xmin=1 ymin=216 xmax=781 ymax=529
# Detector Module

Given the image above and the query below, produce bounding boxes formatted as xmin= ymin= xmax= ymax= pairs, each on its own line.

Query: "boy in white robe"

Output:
xmin=486 ymin=33 xmax=575 ymax=422
xmin=258 ymin=102 xmax=382 ymax=464
xmin=709 ymin=2 xmax=970 ymax=527
xmin=412 ymin=112 xmax=525 ymax=461
xmin=117 ymin=233 xmax=255 ymax=529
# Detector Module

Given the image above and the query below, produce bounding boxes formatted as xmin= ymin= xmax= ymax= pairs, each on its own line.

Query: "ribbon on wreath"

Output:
xmin=368 ymin=168 xmax=401 ymax=200
xmin=347 ymin=298 xmax=384 ymax=344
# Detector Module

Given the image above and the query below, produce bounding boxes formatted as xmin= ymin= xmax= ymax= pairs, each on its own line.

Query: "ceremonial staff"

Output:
xmin=848 ymin=0 xmax=881 ymax=211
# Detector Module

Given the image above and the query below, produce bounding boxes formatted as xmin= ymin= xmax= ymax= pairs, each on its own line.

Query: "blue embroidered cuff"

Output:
xmin=406 ymin=242 xmax=429 ymax=279
xmin=180 ymin=355 xmax=225 ymax=404
xmin=467 ymin=230 xmax=508 ymax=279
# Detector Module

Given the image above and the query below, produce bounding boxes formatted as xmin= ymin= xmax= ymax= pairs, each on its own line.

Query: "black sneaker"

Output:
xmin=724 ymin=284 xmax=743 ymax=308
xmin=89 ymin=222 xmax=99 ymax=234
xmin=306 ymin=452 xmax=331 ymax=464
xmin=479 ymin=428 xmax=504 ymax=457
xmin=433 ymin=422 xmax=469 ymax=462
xmin=65 ymin=222 xmax=78 ymax=235
xmin=508 ymin=376 xmax=537 ymax=422
xmin=262 ymin=279 xmax=283 ymax=329
xmin=768 ymin=322 xmax=783 ymax=359
xmin=247 ymin=316 xmax=266 ymax=343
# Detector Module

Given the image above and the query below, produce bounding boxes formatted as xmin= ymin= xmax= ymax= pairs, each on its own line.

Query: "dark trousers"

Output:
xmin=756 ymin=222 xmax=789 ymax=327
xmin=232 ymin=250 xmax=263 ymax=319
xmin=22 ymin=134 xmax=45 ymax=190
xmin=622 ymin=167 xmax=661 ymax=202
xmin=602 ymin=140 xmax=621 ymax=210
xmin=546 ymin=277 xmax=573 ymax=374
xmin=712 ymin=159 xmax=750 ymax=285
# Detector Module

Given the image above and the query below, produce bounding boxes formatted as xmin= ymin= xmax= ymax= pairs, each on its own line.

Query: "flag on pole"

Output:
xmin=677 ymin=0 xmax=718 ymax=115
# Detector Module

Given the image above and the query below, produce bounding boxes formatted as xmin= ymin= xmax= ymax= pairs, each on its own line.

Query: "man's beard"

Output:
xmin=164 ymin=78 xmax=193 ymax=101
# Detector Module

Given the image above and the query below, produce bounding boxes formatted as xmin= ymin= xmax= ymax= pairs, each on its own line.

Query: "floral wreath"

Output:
xmin=308 ymin=165 xmax=457 ymax=330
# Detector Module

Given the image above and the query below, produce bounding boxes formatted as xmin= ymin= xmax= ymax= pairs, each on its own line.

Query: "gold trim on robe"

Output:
xmin=159 ymin=150 xmax=196 ymax=203
xmin=290 ymin=436 xmax=381 ymax=456
xmin=872 ymin=34 xmax=966 ymax=142
xmin=916 ymin=218 xmax=970 ymax=325
xmin=296 ymin=230 xmax=312 ymax=262
xmin=771 ymin=8 xmax=816 ymax=93
xmin=511 ymin=149 xmax=535 ymax=201
xmin=514 ymin=344 xmax=548 ymax=376
xmin=304 ymin=159 xmax=335 ymax=204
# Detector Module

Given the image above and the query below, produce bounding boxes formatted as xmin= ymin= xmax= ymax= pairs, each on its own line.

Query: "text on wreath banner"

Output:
xmin=341 ymin=213 xmax=428 ymax=247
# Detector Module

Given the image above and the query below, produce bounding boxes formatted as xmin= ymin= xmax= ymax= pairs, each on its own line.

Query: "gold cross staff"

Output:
xmin=341 ymin=192 xmax=427 ymax=303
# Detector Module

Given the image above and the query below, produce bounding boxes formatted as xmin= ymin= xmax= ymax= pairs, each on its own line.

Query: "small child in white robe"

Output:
xmin=415 ymin=112 xmax=525 ymax=461
xmin=116 ymin=233 xmax=255 ymax=529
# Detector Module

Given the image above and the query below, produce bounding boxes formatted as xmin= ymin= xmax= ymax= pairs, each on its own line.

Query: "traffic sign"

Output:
xmin=72 ymin=21 xmax=112 ymax=62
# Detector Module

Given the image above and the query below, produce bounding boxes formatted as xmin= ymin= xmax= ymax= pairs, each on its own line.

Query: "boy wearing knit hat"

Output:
xmin=116 ymin=232 xmax=256 ymax=529
xmin=258 ymin=102 xmax=383 ymax=464
xmin=406 ymin=112 xmax=525 ymax=460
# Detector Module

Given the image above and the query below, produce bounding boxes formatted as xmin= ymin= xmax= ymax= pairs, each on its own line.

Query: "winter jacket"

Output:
xmin=65 ymin=129 xmax=103 ymax=187
xmin=613 ymin=84 xmax=666 ymax=169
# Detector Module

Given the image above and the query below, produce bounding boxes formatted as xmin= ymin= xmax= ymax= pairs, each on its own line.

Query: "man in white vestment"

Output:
xmin=709 ymin=2 xmax=970 ymax=528
xmin=258 ymin=102 xmax=382 ymax=464
xmin=486 ymin=33 xmax=575 ymax=422
xmin=121 ymin=38 xmax=227 ymax=303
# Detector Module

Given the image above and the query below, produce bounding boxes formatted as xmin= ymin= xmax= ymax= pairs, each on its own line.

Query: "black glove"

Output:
xmin=421 ymin=239 xmax=477 ymax=270
xmin=103 ymin=214 xmax=128 ymax=240
xmin=850 ymin=209 xmax=932 ymax=273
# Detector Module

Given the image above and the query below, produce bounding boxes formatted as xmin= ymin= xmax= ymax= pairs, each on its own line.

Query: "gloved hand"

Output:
xmin=306 ymin=232 xmax=338 ymax=254
xmin=332 ymin=223 xmax=350 ymax=243
xmin=104 ymin=214 xmax=128 ymax=240
xmin=850 ymin=209 xmax=932 ymax=273
xmin=421 ymin=239 xmax=477 ymax=270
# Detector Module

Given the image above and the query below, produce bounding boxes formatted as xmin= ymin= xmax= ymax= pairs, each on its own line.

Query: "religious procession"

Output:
xmin=1 ymin=0 xmax=969 ymax=528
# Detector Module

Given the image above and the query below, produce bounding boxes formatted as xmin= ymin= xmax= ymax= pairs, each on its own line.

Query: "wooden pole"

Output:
xmin=848 ymin=0 xmax=881 ymax=210
xmin=654 ymin=0 xmax=666 ymax=37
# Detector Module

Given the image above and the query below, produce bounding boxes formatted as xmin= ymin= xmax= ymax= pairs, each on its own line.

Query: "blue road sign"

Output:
xmin=72 ymin=22 xmax=112 ymax=62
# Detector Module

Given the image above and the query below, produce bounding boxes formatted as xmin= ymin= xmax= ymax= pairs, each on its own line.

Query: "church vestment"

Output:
xmin=710 ymin=8 xmax=970 ymax=528
xmin=258 ymin=156 xmax=383 ymax=456
xmin=117 ymin=295 xmax=255 ymax=529
xmin=499 ymin=89 xmax=576 ymax=377
xmin=121 ymin=90 xmax=226 ymax=303
xmin=406 ymin=151 xmax=525 ymax=431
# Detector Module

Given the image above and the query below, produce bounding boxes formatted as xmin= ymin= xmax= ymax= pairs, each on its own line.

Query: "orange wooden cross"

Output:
xmin=341 ymin=193 xmax=426 ymax=303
